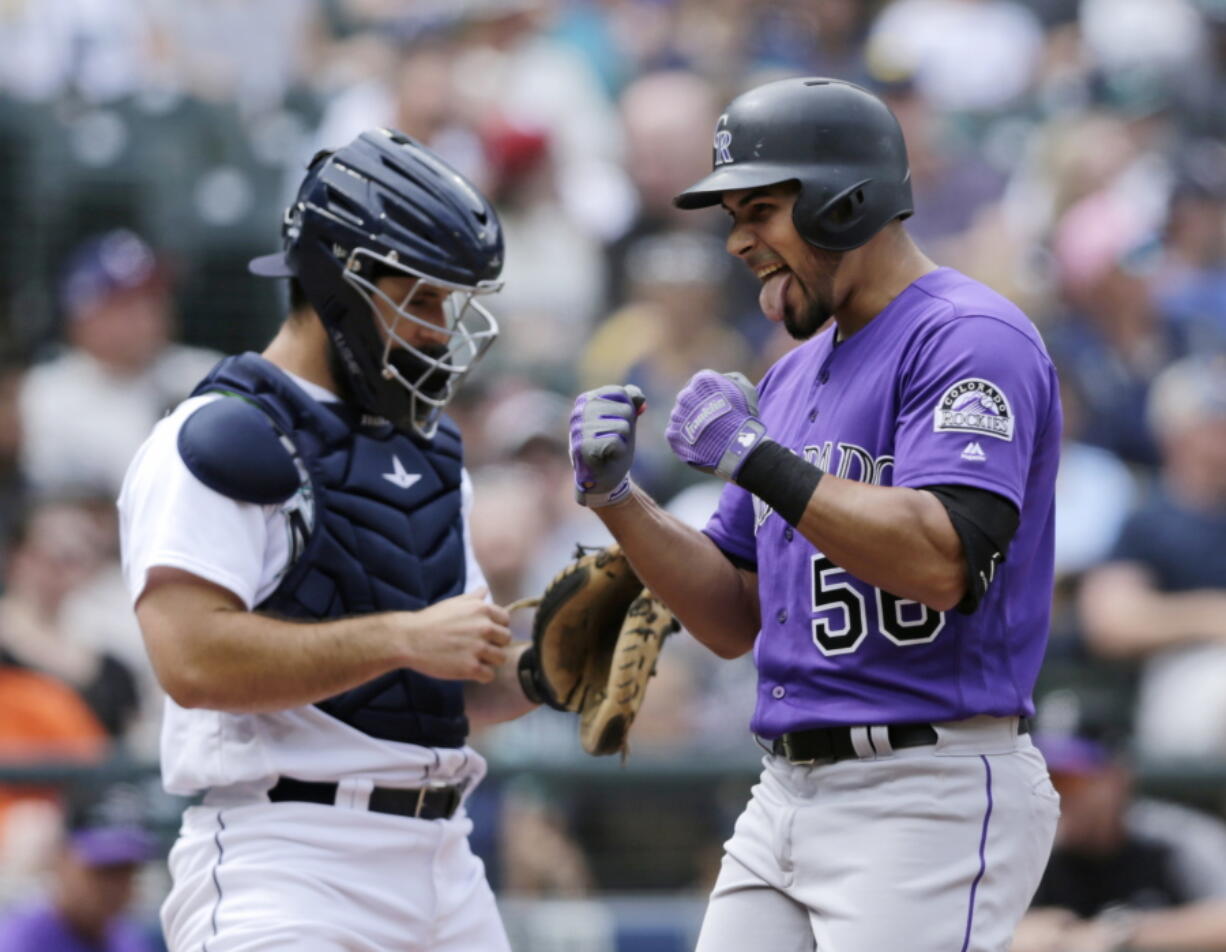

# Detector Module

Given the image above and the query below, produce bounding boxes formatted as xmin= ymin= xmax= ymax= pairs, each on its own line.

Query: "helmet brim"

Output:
xmin=248 ymin=252 xmax=295 ymax=278
xmin=673 ymin=162 xmax=801 ymax=209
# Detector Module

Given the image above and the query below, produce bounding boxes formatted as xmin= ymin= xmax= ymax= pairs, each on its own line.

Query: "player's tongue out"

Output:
xmin=759 ymin=268 xmax=793 ymax=323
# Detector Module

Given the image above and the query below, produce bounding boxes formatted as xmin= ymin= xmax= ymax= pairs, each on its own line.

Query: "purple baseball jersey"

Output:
xmin=704 ymin=268 xmax=1062 ymax=737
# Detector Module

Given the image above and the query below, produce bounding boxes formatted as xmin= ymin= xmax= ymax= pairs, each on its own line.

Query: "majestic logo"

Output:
xmin=683 ymin=395 xmax=731 ymax=444
xmin=382 ymin=455 xmax=422 ymax=490
xmin=961 ymin=441 xmax=987 ymax=462
xmin=933 ymin=378 xmax=1014 ymax=441
xmin=713 ymin=116 xmax=733 ymax=166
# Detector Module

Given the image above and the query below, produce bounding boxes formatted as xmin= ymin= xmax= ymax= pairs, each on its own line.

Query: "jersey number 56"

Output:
xmin=810 ymin=554 xmax=945 ymax=656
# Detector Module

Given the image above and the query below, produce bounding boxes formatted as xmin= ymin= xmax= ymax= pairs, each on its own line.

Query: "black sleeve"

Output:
xmin=922 ymin=484 xmax=1020 ymax=615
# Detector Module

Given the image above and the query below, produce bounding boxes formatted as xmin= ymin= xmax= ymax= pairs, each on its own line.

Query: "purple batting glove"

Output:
xmin=569 ymin=385 xmax=647 ymax=507
xmin=666 ymin=370 xmax=768 ymax=482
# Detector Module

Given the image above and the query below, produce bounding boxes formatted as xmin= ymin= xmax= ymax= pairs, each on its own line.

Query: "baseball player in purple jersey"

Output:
xmin=570 ymin=78 xmax=1062 ymax=951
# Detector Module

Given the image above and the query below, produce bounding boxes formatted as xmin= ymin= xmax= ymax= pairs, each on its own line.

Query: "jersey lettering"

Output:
xmin=810 ymin=553 xmax=945 ymax=656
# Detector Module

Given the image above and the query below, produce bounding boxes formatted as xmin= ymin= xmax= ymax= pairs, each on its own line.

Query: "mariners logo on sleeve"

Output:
xmin=932 ymin=378 xmax=1014 ymax=441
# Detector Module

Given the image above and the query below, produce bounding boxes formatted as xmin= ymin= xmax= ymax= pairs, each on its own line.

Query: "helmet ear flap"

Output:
xmin=794 ymin=178 xmax=873 ymax=249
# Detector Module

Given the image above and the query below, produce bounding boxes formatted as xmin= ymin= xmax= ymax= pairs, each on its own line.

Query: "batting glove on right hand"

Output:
xmin=665 ymin=370 xmax=767 ymax=482
xmin=570 ymin=385 xmax=646 ymax=508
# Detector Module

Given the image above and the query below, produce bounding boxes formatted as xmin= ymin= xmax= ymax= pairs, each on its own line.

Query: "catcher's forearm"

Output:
xmin=594 ymin=486 xmax=759 ymax=659
xmin=466 ymin=643 xmax=538 ymax=728
xmin=137 ymin=577 xmax=421 ymax=712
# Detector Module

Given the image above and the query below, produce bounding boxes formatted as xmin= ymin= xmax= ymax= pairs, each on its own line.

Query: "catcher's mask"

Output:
xmin=250 ymin=129 xmax=503 ymax=439
xmin=674 ymin=77 xmax=913 ymax=252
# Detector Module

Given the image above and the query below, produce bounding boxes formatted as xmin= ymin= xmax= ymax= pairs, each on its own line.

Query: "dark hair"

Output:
xmin=287 ymin=277 xmax=310 ymax=316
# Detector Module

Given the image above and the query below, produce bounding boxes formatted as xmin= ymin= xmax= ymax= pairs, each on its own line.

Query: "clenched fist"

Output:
xmin=398 ymin=589 xmax=512 ymax=683
xmin=665 ymin=370 xmax=767 ymax=481
xmin=569 ymin=385 xmax=646 ymax=508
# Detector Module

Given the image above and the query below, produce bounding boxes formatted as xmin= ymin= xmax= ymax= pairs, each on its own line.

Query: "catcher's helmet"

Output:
xmin=250 ymin=129 xmax=503 ymax=438
xmin=674 ymin=78 xmax=912 ymax=252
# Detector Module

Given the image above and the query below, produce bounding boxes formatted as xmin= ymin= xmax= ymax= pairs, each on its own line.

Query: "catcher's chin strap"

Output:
xmin=505 ymin=596 xmax=568 ymax=711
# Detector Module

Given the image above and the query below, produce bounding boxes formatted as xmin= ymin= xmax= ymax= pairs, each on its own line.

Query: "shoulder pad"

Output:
xmin=178 ymin=397 xmax=300 ymax=505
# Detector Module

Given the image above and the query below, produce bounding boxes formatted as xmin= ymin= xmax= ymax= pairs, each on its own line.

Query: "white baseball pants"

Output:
xmin=161 ymin=801 xmax=510 ymax=951
xmin=695 ymin=717 xmax=1060 ymax=952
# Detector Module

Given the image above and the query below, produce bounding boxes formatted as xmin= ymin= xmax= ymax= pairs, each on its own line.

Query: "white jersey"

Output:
xmin=117 ymin=371 xmax=490 ymax=797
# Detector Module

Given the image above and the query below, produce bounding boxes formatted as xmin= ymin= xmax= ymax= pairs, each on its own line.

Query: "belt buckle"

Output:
xmin=780 ymin=734 xmax=817 ymax=767
xmin=414 ymin=780 xmax=451 ymax=818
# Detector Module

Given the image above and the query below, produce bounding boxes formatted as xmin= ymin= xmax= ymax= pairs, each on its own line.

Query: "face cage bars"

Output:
xmin=342 ymin=246 xmax=501 ymax=438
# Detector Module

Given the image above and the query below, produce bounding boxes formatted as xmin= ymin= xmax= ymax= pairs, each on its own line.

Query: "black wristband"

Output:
xmin=735 ymin=439 xmax=823 ymax=527
xmin=516 ymin=645 xmax=567 ymax=710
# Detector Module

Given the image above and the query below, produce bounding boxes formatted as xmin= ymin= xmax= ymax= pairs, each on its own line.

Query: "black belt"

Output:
xmin=772 ymin=718 xmax=1029 ymax=765
xmin=267 ymin=777 xmax=464 ymax=820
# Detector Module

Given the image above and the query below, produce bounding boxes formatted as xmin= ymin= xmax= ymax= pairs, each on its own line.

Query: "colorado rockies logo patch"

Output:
xmin=932 ymin=378 xmax=1014 ymax=441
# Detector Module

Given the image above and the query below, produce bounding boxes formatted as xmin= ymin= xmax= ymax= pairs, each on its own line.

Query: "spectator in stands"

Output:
xmin=0 ymin=783 xmax=159 ymax=952
xmin=0 ymin=0 xmax=151 ymax=103
xmin=313 ymin=29 xmax=486 ymax=182
xmin=1012 ymin=691 xmax=1226 ymax=952
xmin=18 ymin=230 xmax=219 ymax=499
xmin=1045 ymin=190 xmax=1181 ymax=465
xmin=806 ymin=0 xmax=875 ymax=86
xmin=57 ymin=498 xmax=163 ymax=760
xmin=865 ymin=0 xmax=1045 ymax=113
xmin=1051 ymin=378 xmax=1138 ymax=587
xmin=451 ymin=0 xmax=630 ymax=243
xmin=0 ymin=357 xmax=30 ymax=566
xmin=1151 ymin=143 xmax=1226 ymax=355
xmin=0 ymin=660 xmax=106 ymax=893
xmin=1079 ymin=354 xmax=1226 ymax=757
xmin=498 ymin=779 xmax=596 ymax=898
xmin=478 ymin=117 xmax=607 ymax=377
xmin=0 ymin=501 xmax=139 ymax=741
xmin=606 ymin=71 xmax=732 ymax=310
xmin=476 ymin=384 xmax=611 ymax=604
xmin=875 ymin=74 xmax=1008 ymax=253
xmin=583 ymin=230 xmax=751 ymax=502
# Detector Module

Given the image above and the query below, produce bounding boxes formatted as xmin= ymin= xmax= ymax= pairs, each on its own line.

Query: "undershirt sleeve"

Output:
xmin=922 ymin=483 xmax=1019 ymax=614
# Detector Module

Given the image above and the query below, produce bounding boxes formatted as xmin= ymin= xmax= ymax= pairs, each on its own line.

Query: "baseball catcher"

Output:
xmin=515 ymin=544 xmax=679 ymax=757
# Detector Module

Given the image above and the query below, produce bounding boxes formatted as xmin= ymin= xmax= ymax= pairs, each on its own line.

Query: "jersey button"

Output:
xmin=819 ymin=370 xmax=830 ymax=384
xmin=776 ymin=608 xmax=788 ymax=624
xmin=784 ymin=527 xmax=794 ymax=542
xmin=808 ymin=409 xmax=817 ymax=422
xmin=771 ymin=686 xmax=786 ymax=699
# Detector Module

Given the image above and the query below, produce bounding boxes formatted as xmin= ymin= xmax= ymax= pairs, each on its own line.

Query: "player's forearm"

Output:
xmin=464 ymin=643 xmax=537 ymax=728
xmin=1080 ymin=565 xmax=1226 ymax=657
xmin=793 ymin=476 xmax=965 ymax=611
xmin=594 ymin=487 xmax=760 ymax=658
xmin=140 ymin=593 xmax=410 ymax=712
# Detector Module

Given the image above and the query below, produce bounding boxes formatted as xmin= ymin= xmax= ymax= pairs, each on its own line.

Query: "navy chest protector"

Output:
xmin=177 ymin=353 xmax=469 ymax=747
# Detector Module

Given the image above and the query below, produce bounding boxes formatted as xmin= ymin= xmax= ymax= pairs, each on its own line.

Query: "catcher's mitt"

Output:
xmin=514 ymin=544 xmax=679 ymax=757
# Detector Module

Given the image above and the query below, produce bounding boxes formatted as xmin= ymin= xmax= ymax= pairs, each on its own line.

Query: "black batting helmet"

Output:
xmin=674 ymin=78 xmax=913 ymax=252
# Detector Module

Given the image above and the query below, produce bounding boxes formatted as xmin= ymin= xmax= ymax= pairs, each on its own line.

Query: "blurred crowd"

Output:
xmin=0 ymin=0 xmax=1224 ymax=946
